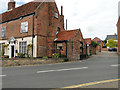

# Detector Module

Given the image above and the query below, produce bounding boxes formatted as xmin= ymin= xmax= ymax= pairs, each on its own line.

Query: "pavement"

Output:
xmin=1 ymin=51 xmax=119 ymax=88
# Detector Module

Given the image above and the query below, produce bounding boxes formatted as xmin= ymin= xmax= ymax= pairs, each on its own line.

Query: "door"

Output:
xmin=11 ymin=46 xmax=14 ymax=58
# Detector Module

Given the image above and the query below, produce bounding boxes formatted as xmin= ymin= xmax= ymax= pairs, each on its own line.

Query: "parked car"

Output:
xmin=108 ymin=48 xmax=117 ymax=52
xmin=112 ymin=48 xmax=117 ymax=52
xmin=108 ymin=48 xmax=112 ymax=51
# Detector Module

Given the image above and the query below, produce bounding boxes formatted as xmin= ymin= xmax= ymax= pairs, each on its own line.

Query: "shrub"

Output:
xmin=42 ymin=56 xmax=48 ymax=60
xmin=63 ymin=58 xmax=69 ymax=62
xmin=60 ymin=54 xmax=66 ymax=58
xmin=91 ymin=41 xmax=99 ymax=47
xmin=25 ymin=53 xmax=30 ymax=58
xmin=17 ymin=53 xmax=25 ymax=58
xmin=52 ymin=53 xmax=59 ymax=58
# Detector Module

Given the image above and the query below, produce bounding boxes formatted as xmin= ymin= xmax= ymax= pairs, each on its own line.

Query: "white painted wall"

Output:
xmin=0 ymin=36 xmax=37 ymax=57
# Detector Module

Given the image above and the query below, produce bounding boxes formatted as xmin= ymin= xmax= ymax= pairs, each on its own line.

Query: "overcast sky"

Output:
xmin=0 ymin=0 xmax=120 ymax=40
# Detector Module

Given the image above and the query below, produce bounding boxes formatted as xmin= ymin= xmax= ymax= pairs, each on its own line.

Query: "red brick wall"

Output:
xmin=0 ymin=15 xmax=33 ymax=40
xmin=117 ymin=18 xmax=120 ymax=55
xmin=67 ymin=30 xmax=86 ymax=60
xmin=35 ymin=2 xmax=65 ymax=57
xmin=90 ymin=46 xmax=96 ymax=55
xmin=93 ymin=37 xmax=103 ymax=52
xmin=102 ymin=48 xmax=108 ymax=51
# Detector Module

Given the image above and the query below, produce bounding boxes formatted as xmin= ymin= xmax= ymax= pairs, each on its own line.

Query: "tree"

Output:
xmin=91 ymin=41 xmax=99 ymax=47
xmin=105 ymin=39 xmax=117 ymax=48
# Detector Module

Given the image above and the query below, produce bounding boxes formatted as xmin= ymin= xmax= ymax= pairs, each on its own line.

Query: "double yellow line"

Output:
xmin=63 ymin=79 xmax=120 ymax=88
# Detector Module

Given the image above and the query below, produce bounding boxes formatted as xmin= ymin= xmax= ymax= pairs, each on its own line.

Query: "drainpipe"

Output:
xmin=32 ymin=14 xmax=35 ymax=57
xmin=66 ymin=41 xmax=68 ymax=58
xmin=86 ymin=44 xmax=87 ymax=56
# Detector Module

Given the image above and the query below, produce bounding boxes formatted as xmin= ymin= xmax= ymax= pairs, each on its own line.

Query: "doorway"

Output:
xmin=11 ymin=45 xmax=14 ymax=58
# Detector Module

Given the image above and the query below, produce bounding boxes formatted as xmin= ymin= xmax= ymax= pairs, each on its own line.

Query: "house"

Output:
xmin=117 ymin=17 xmax=120 ymax=55
xmin=55 ymin=29 xmax=87 ymax=60
xmin=93 ymin=37 xmax=103 ymax=52
xmin=105 ymin=34 xmax=117 ymax=49
xmin=0 ymin=0 xmax=64 ymax=58
xmin=0 ymin=0 xmax=87 ymax=60
xmin=84 ymin=38 xmax=96 ymax=55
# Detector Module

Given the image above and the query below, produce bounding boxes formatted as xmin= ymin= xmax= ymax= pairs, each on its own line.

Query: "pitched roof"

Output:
xmin=56 ymin=30 xmax=78 ymax=41
xmin=93 ymin=37 xmax=102 ymax=41
xmin=0 ymin=2 xmax=41 ymax=23
xmin=105 ymin=35 xmax=117 ymax=40
xmin=84 ymin=38 xmax=91 ymax=44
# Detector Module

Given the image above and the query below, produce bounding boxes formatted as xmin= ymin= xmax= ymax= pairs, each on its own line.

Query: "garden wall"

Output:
xmin=2 ymin=58 xmax=64 ymax=67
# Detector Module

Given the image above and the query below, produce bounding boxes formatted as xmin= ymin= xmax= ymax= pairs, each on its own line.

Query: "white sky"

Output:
xmin=0 ymin=0 xmax=120 ymax=40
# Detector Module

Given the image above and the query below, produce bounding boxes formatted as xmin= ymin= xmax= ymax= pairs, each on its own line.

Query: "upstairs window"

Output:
xmin=97 ymin=41 xmax=101 ymax=44
xmin=57 ymin=27 xmax=61 ymax=32
xmin=56 ymin=27 xmax=61 ymax=35
xmin=21 ymin=22 xmax=28 ymax=33
xmin=54 ymin=12 xmax=58 ymax=19
xmin=19 ymin=42 xmax=27 ymax=54
xmin=1 ymin=27 xmax=6 ymax=37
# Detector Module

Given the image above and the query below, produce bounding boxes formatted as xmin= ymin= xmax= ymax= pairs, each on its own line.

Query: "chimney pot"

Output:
xmin=8 ymin=0 xmax=16 ymax=10
xmin=61 ymin=6 xmax=63 ymax=15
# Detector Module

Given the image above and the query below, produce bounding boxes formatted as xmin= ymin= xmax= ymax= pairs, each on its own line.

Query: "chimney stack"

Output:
xmin=61 ymin=6 xmax=63 ymax=15
xmin=8 ymin=0 xmax=16 ymax=10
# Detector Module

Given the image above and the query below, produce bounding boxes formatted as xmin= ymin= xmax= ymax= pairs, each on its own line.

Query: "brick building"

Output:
xmin=0 ymin=0 xmax=64 ymax=58
xmin=117 ymin=17 xmax=120 ymax=55
xmin=84 ymin=38 xmax=96 ymax=55
xmin=93 ymin=37 xmax=103 ymax=52
xmin=55 ymin=29 xmax=87 ymax=60
xmin=0 ymin=0 xmax=87 ymax=59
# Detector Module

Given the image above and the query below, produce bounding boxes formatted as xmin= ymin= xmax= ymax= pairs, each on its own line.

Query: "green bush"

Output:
xmin=60 ymin=54 xmax=66 ymax=58
xmin=91 ymin=41 xmax=99 ymax=47
xmin=42 ymin=56 xmax=48 ymax=60
xmin=63 ymin=58 xmax=69 ymax=62
xmin=25 ymin=53 xmax=30 ymax=58
xmin=17 ymin=53 xmax=25 ymax=58
xmin=52 ymin=53 xmax=59 ymax=58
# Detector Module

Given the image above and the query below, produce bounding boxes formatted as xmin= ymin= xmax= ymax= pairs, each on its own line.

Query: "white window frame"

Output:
xmin=1 ymin=27 xmax=6 ymax=37
xmin=57 ymin=43 xmax=63 ymax=50
xmin=21 ymin=21 xmax=28 ymax=33
xmin=19 ymin=41 xmax=27 ymax=54
xmin=54 ymin=12 xmax=58 ymax=19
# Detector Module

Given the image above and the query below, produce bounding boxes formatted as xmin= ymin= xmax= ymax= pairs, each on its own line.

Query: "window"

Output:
xmin=57 ymin=43 xmax=63 ymax=50
xmin=57 ymin=27 xmax=61 ymax=32
xmin=54 ymin=12 xmax=58 ymax=19
xmin=97 ymin=41 xmax=101 ymax=44
xmin=0 ymin=43 xmax=5 ymax=52
xmin=19 ymin=42 xmax=27 ymax=54
xmin=21 ymin=22 xmax=28 ymax=33
xmin=1 ymin=27 xmax=6 ymax=37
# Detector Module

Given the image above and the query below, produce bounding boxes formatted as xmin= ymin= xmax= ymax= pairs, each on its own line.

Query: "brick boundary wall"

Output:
xmin=2 ymin=58 xmax=64 ymax=67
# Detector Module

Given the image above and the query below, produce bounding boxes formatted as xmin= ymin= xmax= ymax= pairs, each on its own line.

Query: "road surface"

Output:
xmin=2 ymin=51 xmax=119 ymax=88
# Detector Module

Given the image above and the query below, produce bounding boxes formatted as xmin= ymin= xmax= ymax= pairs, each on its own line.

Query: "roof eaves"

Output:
xmin=0 ymin=12 xmax=35 ymax=24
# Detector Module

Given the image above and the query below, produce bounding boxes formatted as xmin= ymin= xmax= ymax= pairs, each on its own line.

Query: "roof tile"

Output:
xmin=0 ymin=2 xmax=41 ymax=23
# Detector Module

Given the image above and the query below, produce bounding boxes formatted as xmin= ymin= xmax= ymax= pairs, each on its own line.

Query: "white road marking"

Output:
xmin=37 ymin=67 xmax=88 ymax=73
xmin=0 ymin=75 xmax=7 ymax=77
xmin=111 ymin=64 xmax=120 ymax=67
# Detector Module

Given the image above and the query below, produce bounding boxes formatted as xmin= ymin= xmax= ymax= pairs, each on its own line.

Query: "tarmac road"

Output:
xmin=2 ymin=51 xmax=119 ymax=88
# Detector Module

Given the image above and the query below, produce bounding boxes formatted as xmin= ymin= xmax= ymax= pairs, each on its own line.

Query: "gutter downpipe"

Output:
xmin=66 ymin=41 xmax=68 ymax=58
xmin=32 ymin=13 xmax=35 ymax=57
